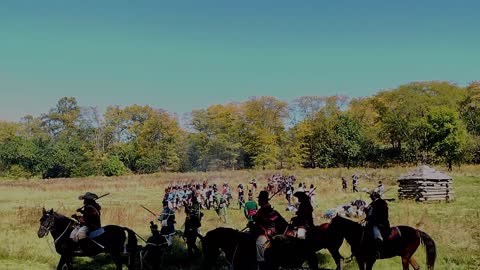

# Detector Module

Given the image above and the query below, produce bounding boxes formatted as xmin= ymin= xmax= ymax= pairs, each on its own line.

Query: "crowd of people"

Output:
xmin=67 ymin=173 xmax=391 ymax=267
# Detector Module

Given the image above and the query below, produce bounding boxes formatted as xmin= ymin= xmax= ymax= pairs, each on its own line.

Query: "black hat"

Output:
xmin=293 ymin=191 xmax=309 ymax=202
xmin=257 ymin=191 xmax=269 ymax=201
xmin=78 ymin=192 xmax=98 ymax=200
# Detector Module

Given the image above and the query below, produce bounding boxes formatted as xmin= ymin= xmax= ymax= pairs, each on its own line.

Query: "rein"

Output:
xmin=54 ymin=221 xmax=73 ymax=244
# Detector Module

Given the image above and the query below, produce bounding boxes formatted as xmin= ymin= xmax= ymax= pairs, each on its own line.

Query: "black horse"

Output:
xmin=272 ymin=223 xmax=344 ymax=270
xmin=38 ymin=208 xmax=138 ymax=270
xmin=329 ymin=215 xmax=436 ymax=270
xmin=201 ymin=227 xmax=257 ymax=270
xmin=201 ymin=226 xmax=340 ymax=270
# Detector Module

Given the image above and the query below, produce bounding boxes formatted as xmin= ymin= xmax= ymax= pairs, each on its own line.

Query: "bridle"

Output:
xmin=40 ymin=212 xmax=73 ymax=244
xmin=39 ymin=213 xmax=55 ymax=237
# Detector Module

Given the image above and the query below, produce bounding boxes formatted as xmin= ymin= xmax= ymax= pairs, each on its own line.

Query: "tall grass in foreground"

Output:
xmin=0 ymin=166 xmax=479 ymax=269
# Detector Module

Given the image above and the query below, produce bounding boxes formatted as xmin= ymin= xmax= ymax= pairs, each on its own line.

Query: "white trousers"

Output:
xmin=256 ymin=235 xmax=268 ymax=262
xmin=70 ymin=226 xmax=89 ymax=242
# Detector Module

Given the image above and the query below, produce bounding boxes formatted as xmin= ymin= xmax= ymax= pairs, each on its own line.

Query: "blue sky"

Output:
xmin=1 ymin=0 xmax=479 ymax=121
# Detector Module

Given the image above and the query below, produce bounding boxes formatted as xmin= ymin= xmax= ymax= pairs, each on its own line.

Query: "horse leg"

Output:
xmin=409 ymin=256 xmax=420 ymax=270
xmin=365 ymin=258 xmax=376 ymax=270
xmin=306 ymin=251 xmax=319 ymax=270
xmin=399 ymin=255 xmax=411 ymax=270
xmin=328 ymin=247 xmax=343 ymax=270
xmin=57 ymin=255 xmax=74 ymax=270
xmin=111 ymin=252 xmax=124 ymax=270
xmin=56 ymin=256 xmax=65 ymax=270
xmin=356 ymin=257 xmax=365 ymax=270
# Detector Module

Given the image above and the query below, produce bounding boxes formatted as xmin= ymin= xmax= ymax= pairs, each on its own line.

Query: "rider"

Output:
xmin=292 ymin=191 xmax=314 ymax=239
xmin=159 ymin=199 xmax=176 ymax=248
xmin=254 ymin=190 xmax=288 ymax=269
xmin=365 ymin=191 xmax=390 ymax=258
xmin=70 ymin=192 xmax=101 ymax=244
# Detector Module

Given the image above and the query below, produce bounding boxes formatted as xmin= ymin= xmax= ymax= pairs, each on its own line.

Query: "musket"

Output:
xmin=307 ymin=186 xmax=317 ymax=197
xmin=77 ymin=193 xmax=110 ymax=211
xmin=268 ymin=185 xmax=286 ymax=200
xmin=140 ymin=204 xmax=158 ymax=217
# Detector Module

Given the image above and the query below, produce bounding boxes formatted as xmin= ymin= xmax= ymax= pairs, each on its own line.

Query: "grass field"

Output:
xmin=0 ymin=166 xmax=479 ymax=270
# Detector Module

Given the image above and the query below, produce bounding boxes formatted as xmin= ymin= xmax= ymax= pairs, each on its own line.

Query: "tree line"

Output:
xmin=0 ymin=81 xmax=479 ymax=179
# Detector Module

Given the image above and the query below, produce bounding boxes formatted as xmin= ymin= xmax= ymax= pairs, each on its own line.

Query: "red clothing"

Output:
xmin=254 ymin=203 xmax=288 ymax=237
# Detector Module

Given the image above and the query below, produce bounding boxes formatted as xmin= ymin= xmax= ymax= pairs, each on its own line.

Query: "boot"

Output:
xmin=375 ymin=238 xmax=383 ymax=259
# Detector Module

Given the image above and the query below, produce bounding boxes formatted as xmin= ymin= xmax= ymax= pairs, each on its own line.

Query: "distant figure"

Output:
xmin=159 ymin=200 xmax=176 ymax=247
xmin=238 ymin=184 xmax=245 ymax=209
xmin=308 ymin=184 xmax=317 ymax=207
xmin=298 ymin=183 xmax=304 ymax=193
xmin=342 ymin=177 xmax=347 ymax=192
xmin=244 ymin=194 xmax=258 ymax=223
xmin=375 ymin=181 xmax=385 ymax=195
xmin=352 ymin=174 xmax=359 ymax=193
xmin=285 ymin=184 xmax=294 ymax=210
xmin=251 ymin=179 xmax=257 ymax=194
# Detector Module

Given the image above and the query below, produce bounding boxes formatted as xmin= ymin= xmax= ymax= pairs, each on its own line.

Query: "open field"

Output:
xmin=1 ymin=166 xmax=479 ymax=270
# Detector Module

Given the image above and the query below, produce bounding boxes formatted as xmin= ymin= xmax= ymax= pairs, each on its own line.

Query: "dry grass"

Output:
xmin=1 ymin=166 xmax=479 ymax=269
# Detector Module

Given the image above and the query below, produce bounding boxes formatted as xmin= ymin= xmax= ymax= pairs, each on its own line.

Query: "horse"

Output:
xmin=37 ymin=208 xmax=138 ymax=270
xmin=201 ymin=225 xmax=343 ymax=270
xmin=329 ymin=215 xmax=436 ymax=270
xmin=273 ymin=223 xmax=344 ymax=270
xmin=201 ymin=227 xmax=257 ymax=270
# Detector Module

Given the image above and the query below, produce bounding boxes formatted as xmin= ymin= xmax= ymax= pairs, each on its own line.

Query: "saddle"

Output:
xmin=88 ymin=227 xmax=105 ymax=238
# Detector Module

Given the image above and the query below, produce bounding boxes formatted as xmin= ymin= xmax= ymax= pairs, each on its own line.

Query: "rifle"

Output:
xmin=268 ymin=185 xmax=286 ymax=200
xmin=77 ymin=193 xmax=110 ymax=211
xmin=140 ymin=204 xmax=158 ymax=217
xmin=307 ymin=187 xmax=317 ymax=197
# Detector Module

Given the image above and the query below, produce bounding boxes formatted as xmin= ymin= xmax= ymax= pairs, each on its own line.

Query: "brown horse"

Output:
xmin=329 ymin=215 xmax=436 ymax=270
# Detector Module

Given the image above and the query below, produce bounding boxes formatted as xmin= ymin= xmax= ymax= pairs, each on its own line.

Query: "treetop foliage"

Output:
xmin=1 ymin=81 xmax=478 ymax=179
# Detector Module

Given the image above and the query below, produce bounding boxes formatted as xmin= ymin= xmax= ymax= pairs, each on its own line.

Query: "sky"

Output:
xmin=0 ymin=0 xmax=479 ymax=121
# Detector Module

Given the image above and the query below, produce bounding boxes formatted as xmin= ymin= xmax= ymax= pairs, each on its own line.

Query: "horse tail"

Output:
xmin=419 ymin=230 xmax=436 ymax=270
xmin=123 ymin=227 xmax=138 ymax=268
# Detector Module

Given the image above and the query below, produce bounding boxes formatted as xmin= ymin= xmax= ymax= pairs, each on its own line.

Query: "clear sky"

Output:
xmin=1 ymin=0 xmax=479 ymax=121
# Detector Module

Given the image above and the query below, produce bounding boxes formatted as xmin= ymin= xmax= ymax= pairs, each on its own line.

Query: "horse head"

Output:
xmin=38 ymin=208 xmax=55 ymax=238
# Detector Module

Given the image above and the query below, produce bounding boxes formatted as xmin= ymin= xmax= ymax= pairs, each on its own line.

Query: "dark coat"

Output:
xmin=366 ymin=198 xmax=390 ymax=236
xmin=80 ymin=202 xmax=101 ymax=229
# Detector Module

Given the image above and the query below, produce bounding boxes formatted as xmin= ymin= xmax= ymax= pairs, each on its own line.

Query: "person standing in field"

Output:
xmin=308 ymin=184 xmax=317 ymax=207
xmin=184 ymin=195 xmax=203 ymax=256
xmin=238 ymin=183 xmax=245 ymax=209
xmin=244 ymin=193 xmax=258 ymax=224
xmin=375 ymin=181 xmax=385 ymax=195
xmin=342 ymin=177 xmax=347 ymax=192
xmin=159 ymin=199 xmax=176 ymax=248
xmin=352 ymin=174 xmax=359 ymax=193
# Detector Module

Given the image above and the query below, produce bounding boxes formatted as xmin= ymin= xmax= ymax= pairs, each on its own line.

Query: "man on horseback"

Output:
xmin=254 ymin=191 xmax=288 ymax=269
xmin=159 ymin=199 xmax=176 ymax=248
xmin=365 ymin=190 xmax=390 ymax=258
xmin=70 ymin=192 xmax=101 ymax=246
xmin=292 ymin=191 xmax=314 ymax=239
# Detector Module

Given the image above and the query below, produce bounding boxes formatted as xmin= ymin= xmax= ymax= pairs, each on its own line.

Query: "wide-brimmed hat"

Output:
xmin=78 ymin=192 xmax=99 ymax=200
xmin=257 ymin=191 xmax=269 ymax=201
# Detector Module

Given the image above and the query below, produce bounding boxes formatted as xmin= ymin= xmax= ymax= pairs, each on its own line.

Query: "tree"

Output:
xmin=423 ymin=107 xmax=467 ymax=170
